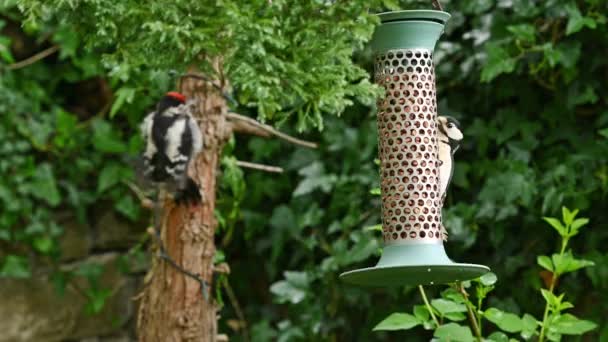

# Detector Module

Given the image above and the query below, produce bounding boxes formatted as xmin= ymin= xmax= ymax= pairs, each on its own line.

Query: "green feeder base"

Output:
xmin=340 ymin=244 xmax=489 ymax=287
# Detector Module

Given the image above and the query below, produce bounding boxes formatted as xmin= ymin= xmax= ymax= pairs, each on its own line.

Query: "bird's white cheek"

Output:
xmin=448 ymin=129 xmax=463 ymax=141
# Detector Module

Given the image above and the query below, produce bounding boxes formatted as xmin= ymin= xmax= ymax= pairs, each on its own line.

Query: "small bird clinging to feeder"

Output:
xmin=436 ymin=115 xmax=463 ymax=240
xmin=140 ymin=91 xmax=203 ymax=204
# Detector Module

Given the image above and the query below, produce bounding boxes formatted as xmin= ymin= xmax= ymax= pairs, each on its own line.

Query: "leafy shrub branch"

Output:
xmin=374 ymin=207 xmax=597 ymax=341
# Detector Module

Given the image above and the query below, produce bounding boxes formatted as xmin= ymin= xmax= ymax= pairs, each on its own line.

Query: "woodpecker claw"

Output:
xmin=440 ymin=224 xmax=449 ymax=242
xmin=174 ymin=177 xmax=202 ymax=206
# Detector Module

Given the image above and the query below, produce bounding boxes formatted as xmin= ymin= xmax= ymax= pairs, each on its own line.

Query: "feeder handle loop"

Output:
xmin=431 ymin=0 xmax=443 ymax=11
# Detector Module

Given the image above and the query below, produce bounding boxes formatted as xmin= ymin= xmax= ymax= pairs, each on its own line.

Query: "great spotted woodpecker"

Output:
xmin=436 ymin=115 xmax=463 ymax=241
xmin=140 ymin=91 xmax=209 ymax=300
xmin=140 ymin=91 xmax=203 ymax=204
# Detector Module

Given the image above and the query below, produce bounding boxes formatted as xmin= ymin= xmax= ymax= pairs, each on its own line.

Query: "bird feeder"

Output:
xmin=340 ymin=10 xmax=490 ymax=287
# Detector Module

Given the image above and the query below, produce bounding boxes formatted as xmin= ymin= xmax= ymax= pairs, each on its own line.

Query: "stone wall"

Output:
xmin=0 ymin=209 xmax=148 ymax=342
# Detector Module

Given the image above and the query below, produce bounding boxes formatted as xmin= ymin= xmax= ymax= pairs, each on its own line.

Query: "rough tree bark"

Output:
xmin=137 ymin=67 xmax=230 ymax=342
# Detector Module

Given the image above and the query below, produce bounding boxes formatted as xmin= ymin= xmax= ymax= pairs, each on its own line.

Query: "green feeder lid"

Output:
xmin=377 ymin=10 xmax=451 ymax=24
xmin=371 ymin=10 xmax=451 ymax=52
xmin=340 ymin=244 xmax=489 ymax=287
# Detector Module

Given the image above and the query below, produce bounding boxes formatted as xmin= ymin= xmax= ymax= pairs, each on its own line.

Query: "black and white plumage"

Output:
xmin=436 ymin=116 xmax=463 ymax=240
xmin=141 ymin=92 xmax=203 ymax=204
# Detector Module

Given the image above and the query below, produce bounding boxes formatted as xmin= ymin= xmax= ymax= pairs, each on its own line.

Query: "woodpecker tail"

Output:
xmin=440 ymin=224 xmax=448 ymax=242
xmin=174 ymin=177 xmax=201 ymax=205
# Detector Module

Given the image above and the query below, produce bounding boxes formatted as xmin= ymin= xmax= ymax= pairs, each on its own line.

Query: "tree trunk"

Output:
xmin=137 ymin=69 xmax=229 ymax=342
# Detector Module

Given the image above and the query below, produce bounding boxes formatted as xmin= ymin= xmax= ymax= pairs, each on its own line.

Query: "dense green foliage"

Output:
xmin=0 ymin=9 xmax=143 ymax=272
xmin=17 ymin=0 xmax=385 ymax=130
xmin=1 ymin=0 xmax=607 ymax=341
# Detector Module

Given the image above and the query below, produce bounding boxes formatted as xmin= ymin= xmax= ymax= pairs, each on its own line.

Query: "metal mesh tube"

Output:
xmin=374 ymin=48 xmax=442 ymax=245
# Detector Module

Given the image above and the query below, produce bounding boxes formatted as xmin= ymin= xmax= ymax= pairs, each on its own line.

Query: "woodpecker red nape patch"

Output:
xmin=166 ymin=91 xmax=186 ymax=103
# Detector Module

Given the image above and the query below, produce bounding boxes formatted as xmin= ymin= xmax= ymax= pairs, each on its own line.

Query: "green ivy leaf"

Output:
xmin=544 ymin=41 xmax=581 ymax=69
xmin=434 ymin=323 xmax=475 ymax=342
xmin=0 ymin=255 xmax=31 ymax=278
xmin=373 ymin=313 xmax=421 ymax=331
xmin=565 ymin=3 xmax=597 ymax=35
xmin=32 ymin=236 xmax=54 ymax=254
xmin=98 ymin=164 xmax=122 ymax=193
xmin=507 ymin=24 xmax=536 ymax=43
xmin=293 ymin=162 xmax=337 ymax=196
xmin=570 ymin=85 xmax=599 ymax=107
xmin=51 ymin=270 xmax=71 ymax=296
xmin=213 ymin=250 xmax=226 ymax=264
xmin=461 ymin=0 xmax=493 ymax=14
xmin=75 ymin=263 xmax=104 ymax=281
xmin=0 ymin=36 xmax=15 ymax=63
xmin=221 ymin=156 xmax=246 ymax=199
xmin=115 ymin=194 xmax=140 ymax=221
xmin=85 ymin=288 xmax=112 ymax=314
xmin=270 ymin=280 xmax=306 ymax=304
xmin=550 ymin=313 xmax=597 ymax=335
xmin=284 ymin=271 xmax=309 ymax=288
xmin=52 ymin=24 xmax=79 ymax=58
xmin=53 ymin=110 xmax=78 ymax=148
xmin=481 ymin=43 xmax=517 ymax=82
xmin=110 ymin=87 xmax=136 ymax=118
xmin=0 ymin=229 xmax=10 ymax=241
xmin=92 ymin=119 xmax=127 ymax=153
xmin=484 ymin=308 xmax=524 ymax=333
xmin=30 ymin=163 xmax=61 ymax=206
xmin=270 ymin=271 xmax=310 ymax=304
xmin=342 ymin=238 xmax=378 ymax=265
xmin=250 ymin=320 xmax=277 ymax=342
xmin=98 ymin=163 xmax=133 ymax=194
xmin=381 ymin=0 xmax=400 ymax=11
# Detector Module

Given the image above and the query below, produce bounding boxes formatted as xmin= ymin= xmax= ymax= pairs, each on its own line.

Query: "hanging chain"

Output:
xmin=431 ymin=0 xmax=443 ymax=11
